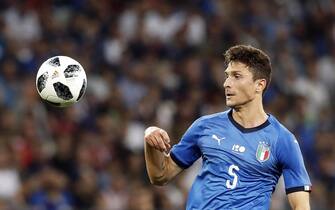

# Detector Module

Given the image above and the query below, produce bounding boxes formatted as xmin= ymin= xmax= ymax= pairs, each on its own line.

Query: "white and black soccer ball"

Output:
xmin=36 ymin=56 xmax=87 ymax=107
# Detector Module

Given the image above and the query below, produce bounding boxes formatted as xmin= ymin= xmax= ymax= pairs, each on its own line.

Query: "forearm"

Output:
xmin=144 ymin=142 xmax=171 ymax=185
xmin=144 ymin=127 xmax=182 ymax=185
xmin=288 ymin=191 xmax=310 ymax=210
xmin=290 ymin=204 xmax=310 ymax=210
xmin=291 ymin=207 xmax=310 ymax=210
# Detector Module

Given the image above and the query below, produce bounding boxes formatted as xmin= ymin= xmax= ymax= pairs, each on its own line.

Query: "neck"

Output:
xmin=231 ymin=99 xmax=268 ymax=128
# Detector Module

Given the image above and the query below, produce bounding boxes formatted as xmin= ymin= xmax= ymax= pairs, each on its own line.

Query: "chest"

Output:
xmin=197 ymin=127 xmax=278 ymax=172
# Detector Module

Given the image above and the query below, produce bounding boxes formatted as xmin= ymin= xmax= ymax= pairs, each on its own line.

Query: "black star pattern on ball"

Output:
xmin=37 ymin=72 xmax=49 ymax=93
xmin=64 ymin=65 xmax=80 ymax=78
xmin=53 ymin=82 xmax=73 ymax=100
xmin=48 ymin=57 xmax=60 ymax=67
xmin=76 ymin=79 xmax=86 ymax=101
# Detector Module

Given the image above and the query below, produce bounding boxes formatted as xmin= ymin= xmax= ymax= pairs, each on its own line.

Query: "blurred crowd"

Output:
xmin=0 ymin=0 xmax=334 ymax=209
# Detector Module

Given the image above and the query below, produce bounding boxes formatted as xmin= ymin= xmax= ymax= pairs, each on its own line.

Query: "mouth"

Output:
xmin=226 ymin=93 xmax=235 ymax=97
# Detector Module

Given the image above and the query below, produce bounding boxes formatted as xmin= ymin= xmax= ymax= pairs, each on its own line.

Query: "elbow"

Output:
xmin=148 ymin=175 xmax=170 ymax=186
xmin=150 ymin=179 xmax=169 ymax=186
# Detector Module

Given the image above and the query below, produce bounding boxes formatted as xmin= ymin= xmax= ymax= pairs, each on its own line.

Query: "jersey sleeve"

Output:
xmin=276 ymin=131 xmax=312 ymax=194
xmin=170 ymin=119 xmax=202 ymax=169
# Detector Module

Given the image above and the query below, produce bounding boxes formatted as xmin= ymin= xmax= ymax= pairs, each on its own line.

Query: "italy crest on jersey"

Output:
xmin=256 ymin=142 xmax=270 ymax=162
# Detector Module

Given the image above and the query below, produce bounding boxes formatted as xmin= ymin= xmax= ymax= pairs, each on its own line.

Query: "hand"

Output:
xmin=144 ymin=126 xmax=171 ymax=152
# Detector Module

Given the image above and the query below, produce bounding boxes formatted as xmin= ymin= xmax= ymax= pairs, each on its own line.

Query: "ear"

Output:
xmin=255 ymin=79 xmax=266 ymax=93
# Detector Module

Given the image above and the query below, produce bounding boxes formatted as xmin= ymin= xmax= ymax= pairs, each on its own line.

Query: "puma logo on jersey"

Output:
xmin=212 ymin=134 xmax=225 ymax=145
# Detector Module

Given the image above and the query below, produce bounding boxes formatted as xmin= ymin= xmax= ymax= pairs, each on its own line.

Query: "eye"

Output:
xmin=234 ymin=74 xmax=241 ymax=79
xmin=224 ymin=73 xmax=228 ymax=79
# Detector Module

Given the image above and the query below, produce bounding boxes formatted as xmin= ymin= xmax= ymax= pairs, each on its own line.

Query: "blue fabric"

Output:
xmin=171 ymin=110 xmax=311 ymax=210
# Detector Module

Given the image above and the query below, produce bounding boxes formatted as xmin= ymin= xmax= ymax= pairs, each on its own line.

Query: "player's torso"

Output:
xmin=187 ymin=115 xmax=281 ymax=209
xmin=198 ymin=121 xmax=279 ymax=178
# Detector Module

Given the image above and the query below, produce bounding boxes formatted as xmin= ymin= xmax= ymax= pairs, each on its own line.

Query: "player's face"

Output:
xmin=223 ymin=62 xmax=258 ymax=108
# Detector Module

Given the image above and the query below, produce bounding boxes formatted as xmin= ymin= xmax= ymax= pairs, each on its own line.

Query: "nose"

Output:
xmin=223 ymin=77 xmax=231 ymax=89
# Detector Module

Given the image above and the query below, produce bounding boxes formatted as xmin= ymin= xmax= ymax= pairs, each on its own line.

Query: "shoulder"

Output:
xmin=197 ymin=110 xmax=229 ymax=123
xmin=182 ymin=111 xmax=229 ymax=138
xmin=268 ymin=114 xmax=298 ymax=153
xmin=268 ymin=114 xmax=294 ymax=139
xmin=192 ymin=110 xmax=229 ymax=128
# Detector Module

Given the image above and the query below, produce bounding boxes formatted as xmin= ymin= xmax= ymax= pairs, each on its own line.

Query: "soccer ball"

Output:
xmin=36 ymin=56 xmax=87 ymax=107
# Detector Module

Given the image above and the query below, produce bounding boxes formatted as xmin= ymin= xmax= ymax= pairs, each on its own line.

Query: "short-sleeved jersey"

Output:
xmin=170 ymin=109 xmax=311 ymax=210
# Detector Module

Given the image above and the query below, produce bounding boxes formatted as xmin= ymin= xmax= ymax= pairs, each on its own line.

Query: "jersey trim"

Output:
xmin=228 ymin=109 xmax=270 ymax=133
xmin=286 ymin=186 xmax=312 ymax=194
xmin=170 ymin=151 xmax=189 ymax=169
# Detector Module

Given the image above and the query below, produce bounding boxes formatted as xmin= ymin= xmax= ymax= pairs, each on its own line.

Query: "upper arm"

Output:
xmin=276 ymin=132 xmax=312 ymax=194
xmin=170 ymin=119 xmax=202 ymax=169
xmin=287 ymin=191 xmax=310 ymax=210
xmin=157 ymin=119 xmax=203 ymax=185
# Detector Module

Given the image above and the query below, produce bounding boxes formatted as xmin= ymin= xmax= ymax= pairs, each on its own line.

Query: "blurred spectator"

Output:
xmin=27 ymin=167 xmax=73 ymax=210
xmin=3 ymin=1 xmax=41 ymax=45
xmin=0 ymin=0 xmax=334 ymax=209
xmin=0 ymin=141 xmax=21 ymax=200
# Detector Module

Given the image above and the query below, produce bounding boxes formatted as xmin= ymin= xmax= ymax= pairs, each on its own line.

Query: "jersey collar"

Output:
xmin=228 ymin=109 xmax=270 ymax=133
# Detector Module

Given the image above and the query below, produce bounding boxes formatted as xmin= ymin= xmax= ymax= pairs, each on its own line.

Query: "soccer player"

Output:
xmin=144 ymin=45 xmax=312 ymax=209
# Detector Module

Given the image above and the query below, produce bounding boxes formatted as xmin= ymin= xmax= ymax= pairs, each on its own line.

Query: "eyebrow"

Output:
xmin=224 ymin=70 xmax=243 ymax=74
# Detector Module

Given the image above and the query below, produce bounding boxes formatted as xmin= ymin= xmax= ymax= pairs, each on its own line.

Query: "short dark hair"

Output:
xmin=224 ymin=45 xmax=272 ymax=93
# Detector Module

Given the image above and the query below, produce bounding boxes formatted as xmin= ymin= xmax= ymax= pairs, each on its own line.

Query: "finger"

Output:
xmin=163 ymin=140 xmax=171 ymax=150
xmin=147 ymin=135 xmax=165 ymax=152
xmin=159 ymin=129 xmax=170 ymax=144
xmin=165 ymin=142 xmax=171 ymax=150
xmin=148 ymin=137 xmax=163 ymax=152
xmin=152 ymin=135 xmax=167 ymax=152
xmin=159 ymin=129 xmax=171 ymax=149
xmin=144 ymin=126 xmax=160 ymax=138
xmin=144 ymin=134 xmax=154 ymax=144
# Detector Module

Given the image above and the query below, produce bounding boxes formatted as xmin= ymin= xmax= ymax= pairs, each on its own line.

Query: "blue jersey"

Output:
xmin=170 ymin=110 xmax=311 ymax=210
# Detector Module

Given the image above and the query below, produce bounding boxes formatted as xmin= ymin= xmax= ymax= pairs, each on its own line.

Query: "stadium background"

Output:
xmin=0 ymin=0 xmax=334 ymax=209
